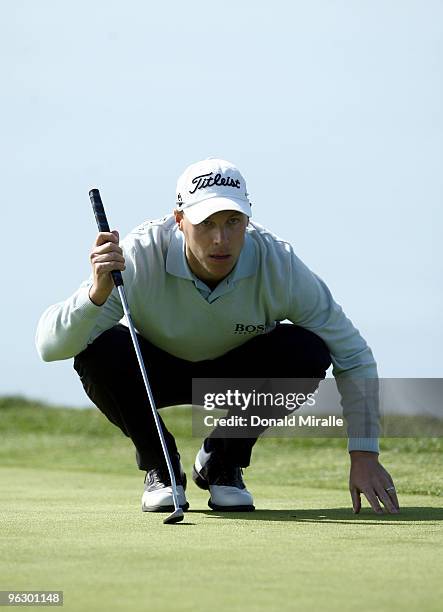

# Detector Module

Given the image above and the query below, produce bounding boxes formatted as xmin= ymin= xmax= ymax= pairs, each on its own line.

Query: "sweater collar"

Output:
xmin=166 ymin=225 xmax=257 ymax=283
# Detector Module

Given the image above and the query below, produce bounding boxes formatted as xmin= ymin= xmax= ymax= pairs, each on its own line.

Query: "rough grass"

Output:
xmin=1 ymin=396 xmax=442 ymax=496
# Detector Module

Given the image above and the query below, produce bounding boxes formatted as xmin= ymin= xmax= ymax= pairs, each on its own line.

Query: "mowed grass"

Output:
xmin=1 ymin=397 xmax=442 ymax=612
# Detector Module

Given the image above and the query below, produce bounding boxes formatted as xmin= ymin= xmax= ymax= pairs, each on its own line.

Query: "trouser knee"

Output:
xmin=229 ymin=323 xmax=332 ymax=378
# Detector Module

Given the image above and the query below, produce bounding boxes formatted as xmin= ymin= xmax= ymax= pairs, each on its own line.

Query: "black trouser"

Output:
xmin=73 ymin=323 xmax=331 ymax=471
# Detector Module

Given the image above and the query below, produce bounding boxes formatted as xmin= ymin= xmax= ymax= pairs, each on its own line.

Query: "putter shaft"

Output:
xmin=117 ymin=285 xmax=182 ymax=513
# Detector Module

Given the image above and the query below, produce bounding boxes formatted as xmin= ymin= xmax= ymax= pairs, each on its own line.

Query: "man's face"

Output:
xmin=176 ymin=209 xmax=249 ymax=288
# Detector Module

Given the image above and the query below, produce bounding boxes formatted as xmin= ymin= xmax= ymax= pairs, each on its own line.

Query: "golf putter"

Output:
xmin=89 ymin=188 xmax=184 ymax=525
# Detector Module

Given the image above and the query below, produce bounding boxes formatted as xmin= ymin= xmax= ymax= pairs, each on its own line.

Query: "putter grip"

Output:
xmin=89 ymin=188 xmax=124 ymax=287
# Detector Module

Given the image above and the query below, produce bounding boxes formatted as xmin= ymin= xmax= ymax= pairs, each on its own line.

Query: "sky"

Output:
xmin=1 ymin=0 xmax=442 ymax=406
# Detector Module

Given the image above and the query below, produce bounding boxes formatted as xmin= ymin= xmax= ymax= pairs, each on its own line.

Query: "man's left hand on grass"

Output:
xmin=349 ymin=450 xmax=400 ymax=515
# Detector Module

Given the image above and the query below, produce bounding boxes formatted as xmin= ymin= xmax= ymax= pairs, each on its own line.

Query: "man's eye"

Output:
xmin=200 ymin=219 xmax=214 ymax=228
xmin=229 ymin=217 xmax=240 ymax=224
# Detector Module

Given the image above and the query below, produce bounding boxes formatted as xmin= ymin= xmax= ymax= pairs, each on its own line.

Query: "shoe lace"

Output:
xmin=146 ymin=458 xmax=181 ymax=487
xmin=146 ymin=466 xmax=170 ymax=487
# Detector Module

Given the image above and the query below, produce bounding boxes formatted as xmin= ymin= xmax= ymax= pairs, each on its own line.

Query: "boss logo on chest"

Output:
xmin=234 ymin=323 xmax=266 ymax=335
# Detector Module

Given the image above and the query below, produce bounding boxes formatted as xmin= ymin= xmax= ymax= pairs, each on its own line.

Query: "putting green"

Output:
xmin=1 ymin=466 xmax=442 ymax=612
xmin=1 ymin=401 xmax=442 ymax=611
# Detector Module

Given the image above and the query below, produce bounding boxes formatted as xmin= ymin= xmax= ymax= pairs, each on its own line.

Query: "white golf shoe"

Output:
xmin=192 ymin=441 xmax=255 ymax=511
xmin=142 ymin=456 xmax=189 ymax=512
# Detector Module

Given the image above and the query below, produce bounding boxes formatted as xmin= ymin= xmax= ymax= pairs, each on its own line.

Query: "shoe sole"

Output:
xmin=142 ymin=501 xmax=190 ymax=513
xmin=208 ymin=500 xmax=255 ymax=512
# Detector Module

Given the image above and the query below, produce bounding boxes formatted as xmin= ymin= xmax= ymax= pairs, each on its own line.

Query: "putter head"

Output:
xmin=163 ymin=507 xmax=184 ymax=525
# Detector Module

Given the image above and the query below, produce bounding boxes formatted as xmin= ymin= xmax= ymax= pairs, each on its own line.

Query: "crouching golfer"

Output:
xmin=36 ymin=158 xmax=399 ymax=515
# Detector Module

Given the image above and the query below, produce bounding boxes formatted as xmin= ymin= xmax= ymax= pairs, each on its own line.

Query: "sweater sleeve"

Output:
xmin=35 ymin=280 xmax=124 ymax=361
xmin=35 ymin=239 xmax=136 ymax=362
xmin=286 ymin=250 xmax=380 ymax=453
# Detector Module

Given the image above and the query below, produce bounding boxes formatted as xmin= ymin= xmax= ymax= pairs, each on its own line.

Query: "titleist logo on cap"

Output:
xmin=175 ymin=159 xmax=252 ymax=223
xmin=188 ymin=172 xmax=241 ymax=195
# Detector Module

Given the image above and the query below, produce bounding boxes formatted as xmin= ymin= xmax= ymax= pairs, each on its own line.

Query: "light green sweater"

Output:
xmin=36 ymin=216 xmax=379 ymax=452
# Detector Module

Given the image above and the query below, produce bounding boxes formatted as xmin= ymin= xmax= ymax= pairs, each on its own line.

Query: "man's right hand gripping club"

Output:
xmin=88 ymin=231 xmax=126 ymax=306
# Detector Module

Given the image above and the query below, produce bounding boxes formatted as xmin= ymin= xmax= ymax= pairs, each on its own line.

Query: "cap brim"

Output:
xmin=183 ymin=197 xmax=252 ymax=225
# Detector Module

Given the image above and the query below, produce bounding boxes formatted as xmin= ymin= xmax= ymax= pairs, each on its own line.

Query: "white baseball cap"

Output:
xmin=176 ymin=158 xmax=252 ymax=225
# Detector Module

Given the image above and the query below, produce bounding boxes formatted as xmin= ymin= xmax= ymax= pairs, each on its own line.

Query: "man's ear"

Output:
xmin=174 ymin=208 xmax=184 ymax=229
